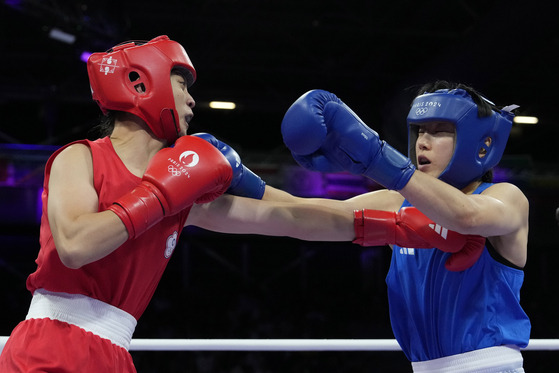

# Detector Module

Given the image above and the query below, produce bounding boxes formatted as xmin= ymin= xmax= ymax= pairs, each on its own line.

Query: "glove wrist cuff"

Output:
xmin=353 ymin=209 xmax=396 ymax=246
xmin=109 ymin=184 xmax=165 ymax=240
xmin=229 ymin=166 xmax=266 ymax=199
xmin=363 ymin=142 xmax=415 ymax=190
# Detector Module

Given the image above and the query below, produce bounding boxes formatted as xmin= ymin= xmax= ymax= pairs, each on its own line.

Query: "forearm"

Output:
xmin=261 ymin=185 xmax=299 ymax=202
xmin=191 ymin=194 xmax=355 ymax=241
xmin=51 ymin=210 xmax=129 ymax=269
xmin=399 ymin=171 xmax=481 ymax=233
xmin=272 ymin=200 xmax=355 ymax=241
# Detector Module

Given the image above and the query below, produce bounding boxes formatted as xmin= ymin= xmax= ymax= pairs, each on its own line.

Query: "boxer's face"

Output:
xmin=171 ymin=71 xmax=195 ymax=136
xmin=415 ymin=121 xmax=455 ymax=178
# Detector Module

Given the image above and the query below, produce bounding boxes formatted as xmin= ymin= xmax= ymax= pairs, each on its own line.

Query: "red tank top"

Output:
xmin=26 ymin=137 xmax=190 ymax=320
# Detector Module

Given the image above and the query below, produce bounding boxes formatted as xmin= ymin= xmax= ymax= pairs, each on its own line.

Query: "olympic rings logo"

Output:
xmin=167 ymin=165 xmax=184 ymax=176
xmin=415 ymin=107 xmax=429 ymax=116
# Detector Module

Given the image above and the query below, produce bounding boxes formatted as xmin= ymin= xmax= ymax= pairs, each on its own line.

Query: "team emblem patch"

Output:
xmin=164 ymin=231 xmax=178 ymax=259
xmin=99 ymin=56 xmax=119 ymax=75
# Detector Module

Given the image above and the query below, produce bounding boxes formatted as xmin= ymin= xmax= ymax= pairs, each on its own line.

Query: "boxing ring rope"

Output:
xmin=1 ymin=337 xmax=559 ymax=352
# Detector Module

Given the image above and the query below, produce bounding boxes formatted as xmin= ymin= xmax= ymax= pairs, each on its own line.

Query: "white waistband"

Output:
xmin=412 ymin=345 xmax=524 ymax=373
xmin=26 ymin=289 xmax=137 ymax=350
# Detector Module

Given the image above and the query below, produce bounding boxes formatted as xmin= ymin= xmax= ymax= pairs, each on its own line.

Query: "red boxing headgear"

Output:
xmin=87 ymin=35 xmax=196 ymax=143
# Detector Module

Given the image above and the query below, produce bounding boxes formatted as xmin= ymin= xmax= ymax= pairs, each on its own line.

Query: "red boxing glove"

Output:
xmin=443 ymin=238 xmax=485 ymax=272
xmin=353 ymin=207 xmax=486 ymax=271
xmin=109 ymin=136 xmax=232 ymax=239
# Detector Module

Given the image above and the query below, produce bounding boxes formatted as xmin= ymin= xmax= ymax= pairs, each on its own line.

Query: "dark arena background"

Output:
xmin=1 ymin=1 xmax=558 ymax=371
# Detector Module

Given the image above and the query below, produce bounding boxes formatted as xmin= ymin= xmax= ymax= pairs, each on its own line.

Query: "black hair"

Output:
xmin=172 ymin=67 xmax=195 ymax=88
xmin=87 ymin=111 xmax=116 ymax=140
xmin=415 ymin=80 xmax=494 ymax=118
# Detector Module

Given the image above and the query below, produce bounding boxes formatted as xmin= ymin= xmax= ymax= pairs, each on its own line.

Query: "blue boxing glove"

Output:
xmin=281 ymin=89 xmax=415 ymax=190
xmin=192 ymin=133 xmax=266 ymax=199
xmin=281 ymin=90 xmax=346 ymax=173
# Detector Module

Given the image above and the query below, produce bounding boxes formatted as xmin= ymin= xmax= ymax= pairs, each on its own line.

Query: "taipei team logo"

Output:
xmin=164 ymin=231 xmax=178 ymax=259
xmin=99 ymin=56 xmax=119 ymax=75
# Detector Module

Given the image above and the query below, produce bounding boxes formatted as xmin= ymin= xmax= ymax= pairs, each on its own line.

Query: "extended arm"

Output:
xmin=187 ymin=193 xmax=355 ymax=241
xmin=188 ymin=131 xmax=403 ymax=240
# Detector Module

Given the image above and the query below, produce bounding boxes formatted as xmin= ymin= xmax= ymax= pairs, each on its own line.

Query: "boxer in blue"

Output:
xmin=279 ymin=81 xmax=531 ymax=372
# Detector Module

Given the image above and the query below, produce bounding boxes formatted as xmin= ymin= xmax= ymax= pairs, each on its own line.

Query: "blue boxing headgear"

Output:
xmin=406 ymin=89 xmax=515 ymax=189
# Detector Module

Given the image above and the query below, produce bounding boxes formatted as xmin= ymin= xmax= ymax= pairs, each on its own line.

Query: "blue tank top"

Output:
xmin=386 ymin=183 xmax=531 ymax=362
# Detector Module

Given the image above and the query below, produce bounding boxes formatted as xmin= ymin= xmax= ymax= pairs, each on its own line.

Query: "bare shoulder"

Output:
xmin=482 ymin=182 xmax=529 ymax=209
xmin=54 ymin=143 xmax=91 ymax=163
xmin=51 ymin=143 xmax=92 ymax=169
xmin=49 ymin=143 xmax=94 ymax=188
xmin=483 ymin=182 xmax=529 ymax=268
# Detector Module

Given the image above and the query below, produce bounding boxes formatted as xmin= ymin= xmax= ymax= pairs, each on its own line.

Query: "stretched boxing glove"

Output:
xmin=281 ymin=89 xmax=415 ymax=190
xmin=192 ymin=132 xmax=266 ymax=199
xmin=108 ymin=135 xmax=233 ymax=239
xmin=353 ymin=207 xmax=486 ymax=271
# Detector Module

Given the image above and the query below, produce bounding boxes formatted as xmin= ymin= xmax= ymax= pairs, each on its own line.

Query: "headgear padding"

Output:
xmin=87 ymin=35 xmax=196 ymax=143
xmin=406 ymin=89 xmax=514 ymax=189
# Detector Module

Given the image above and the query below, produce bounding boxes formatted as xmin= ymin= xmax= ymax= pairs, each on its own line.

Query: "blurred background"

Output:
xmin=1 ymin=0 xmax=558 ymax=371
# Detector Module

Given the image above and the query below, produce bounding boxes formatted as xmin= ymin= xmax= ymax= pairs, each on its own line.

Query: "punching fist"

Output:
xmin=281 ymin=89 xmax=415 ymax=190
xmin=192 ymin=133 xmax=266 ymax=199
xmin=353 ymin=207 xmax=486 ymax=271
xmin=108 ymin=136 xmax=233 ymax=239
xmin=281 ymin=90 xmax=344 ymax=173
